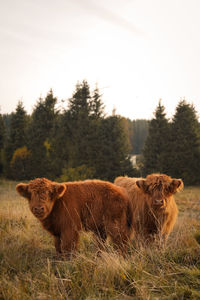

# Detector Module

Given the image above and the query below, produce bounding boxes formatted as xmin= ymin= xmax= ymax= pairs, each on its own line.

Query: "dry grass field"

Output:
xmin=0 ymin=180 xmax=200 ymax=300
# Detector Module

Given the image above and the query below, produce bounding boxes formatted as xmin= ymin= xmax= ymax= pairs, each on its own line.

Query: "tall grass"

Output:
xmin=0 ymin=181 xmax=200 ymax=299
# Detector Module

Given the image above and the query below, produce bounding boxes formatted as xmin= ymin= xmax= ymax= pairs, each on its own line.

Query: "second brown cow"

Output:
xmin=16 ymin=178 xmax=133 ymax=256
xmin=114 ymin=173 xmax=183 ymax=245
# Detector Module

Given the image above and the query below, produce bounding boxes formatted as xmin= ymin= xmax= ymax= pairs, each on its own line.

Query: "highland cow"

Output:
xmin=114 ymin=174 xmax=183 ymax=245
xmin=16 ymin=178 xmax=133 ymax=257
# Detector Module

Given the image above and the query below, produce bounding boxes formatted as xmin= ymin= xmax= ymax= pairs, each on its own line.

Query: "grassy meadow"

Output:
xmin=0 ymin=180 xmax=200 ymax=300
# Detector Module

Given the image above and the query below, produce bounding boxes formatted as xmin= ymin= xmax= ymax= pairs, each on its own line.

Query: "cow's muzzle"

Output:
xmin=154 ymin=199 xmax=164 ymax=206
xmin=33 ymin=206 xmax=45 ymax=218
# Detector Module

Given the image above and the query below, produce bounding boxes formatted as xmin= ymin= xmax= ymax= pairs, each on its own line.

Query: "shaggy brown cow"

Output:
xmin=114 ymin=174 xmax=183 ymax=245
xmin=16 ymin=178 xmax=133 ymax=256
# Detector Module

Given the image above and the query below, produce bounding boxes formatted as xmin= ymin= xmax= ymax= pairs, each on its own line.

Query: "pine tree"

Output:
xmin=90 ymin=85 xmax=105 ymax=119
xmin=0 ymin=114 xmax=4 ymax=149
xmin=10 ymin=146 xmax=32 ymax=180
xmin=169 ymin=100 xmax=200 ymax=185
xmin=49 ymin=109 xmax=74 ymax=178
xmin=68 ymin=80 xmax=91 ymax=118
xmin=64 ymin=81 xmax=105 ymax=170
xmin=0 ymin=113 xmax=5 ymax=175
xmin=66 ymin=81 xmax=92 ymax=166
xmin=95 ymin=116 xmax=134 ymax=181
xmin=27 ymin=90 xmax=58 ymax=178
xmin=8 ymin=101 xmax=28 ymax=151
xmin=4 ymin=101 xmax=28 ymax=178
xmin=142 ymin=101 xmax=170 ymax=175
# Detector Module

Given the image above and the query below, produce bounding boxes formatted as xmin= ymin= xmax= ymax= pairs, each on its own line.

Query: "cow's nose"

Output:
xmin=33 ymin=206 xmax=44 ymax=213
xmin=154 ymin=199 xmax=163 ymax=205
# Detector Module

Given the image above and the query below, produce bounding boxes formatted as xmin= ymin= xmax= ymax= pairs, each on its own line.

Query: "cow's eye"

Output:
xmin=48 ymin=192 xmax=54 ymax=200
xmin=165 ymin=187 xmax=171 ymax=194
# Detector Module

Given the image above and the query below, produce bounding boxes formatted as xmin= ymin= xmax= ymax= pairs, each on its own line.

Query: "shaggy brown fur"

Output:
xmin=16 ymin=178 xmax=133 ymax=257
xmin=114 ymin=174 xmax=183 ymax=245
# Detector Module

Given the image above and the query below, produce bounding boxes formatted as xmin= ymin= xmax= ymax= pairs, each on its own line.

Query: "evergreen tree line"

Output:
xmin=0 ymin=80 xmax=199 ymax=185
xmin=142 ymin=100 xmax=200 ymax=185
xmin=0 ymin=81 xmax=139 ymax=182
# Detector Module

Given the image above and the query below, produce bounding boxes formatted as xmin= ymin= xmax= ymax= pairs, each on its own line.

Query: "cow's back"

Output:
xmin=114 ymin=176 xmax=150 ymax=234
xmin=114 ymin=176 xmax=144 ymax=206
xmin=61 ymin=180 xmax=130 ymax=231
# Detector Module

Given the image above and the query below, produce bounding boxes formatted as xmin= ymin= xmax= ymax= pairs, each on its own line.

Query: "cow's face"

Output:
xmin=136 ymin=174 xmax=183 ymax=209
xmin=16 ymin=179 xmax=66 ymax=220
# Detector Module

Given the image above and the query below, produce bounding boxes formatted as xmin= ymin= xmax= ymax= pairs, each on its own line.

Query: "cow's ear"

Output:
xmin=136 ymin=180 xmax=148 ymax=193
xmin=16 ymin=183 xmax=31 ymax=199
xmin=54 ymin=184 xmax=66 ymax=198
xmin=169 ymin=179 xmax=184 ymax=194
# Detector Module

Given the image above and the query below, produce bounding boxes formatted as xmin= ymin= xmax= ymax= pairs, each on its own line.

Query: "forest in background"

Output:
xmin=0 ymin=80 xmax=200 ymax=185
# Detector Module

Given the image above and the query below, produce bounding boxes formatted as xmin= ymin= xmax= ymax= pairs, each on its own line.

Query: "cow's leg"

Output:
xmin=106 ymin=218 xmax=130 ymax=256
xmin=54 ymin=236 xmax=62 ymax=253
xmin=160 ymin=226 xmax=173 ymax=247
xmin=61 ymin=229 xmax=79 ymax=258
xmin=161 ymin=213 xmax=177 ymax=246
xmin=93 ymin=226 xmax=107 ymax=250
xmin=111 ymin=231 xmax=130 ymax=256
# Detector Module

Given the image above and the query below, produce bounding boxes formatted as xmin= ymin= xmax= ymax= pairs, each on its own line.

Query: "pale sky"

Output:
xmin=0 ymin=0 xmax=200 ymax=120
